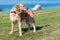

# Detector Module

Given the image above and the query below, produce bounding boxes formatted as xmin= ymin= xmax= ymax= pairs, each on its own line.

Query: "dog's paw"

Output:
xmin=19 ymin=33 xmax=22 ymax=36
xmin=33 ymin=30 xmax=36 ymax=32
xmin=9 ymin=31 xmax=13 ymax=34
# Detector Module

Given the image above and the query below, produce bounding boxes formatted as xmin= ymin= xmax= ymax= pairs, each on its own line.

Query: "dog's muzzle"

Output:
xmin=11 ymin=11 xmax=17 ymax=14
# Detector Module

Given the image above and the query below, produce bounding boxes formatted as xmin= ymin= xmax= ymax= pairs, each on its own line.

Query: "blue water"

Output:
xmin=0 ymin=3 xmax=60 ymax=11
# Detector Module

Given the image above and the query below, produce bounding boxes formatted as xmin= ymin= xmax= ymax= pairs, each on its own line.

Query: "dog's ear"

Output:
xmin=15 ymin=4 xmax=20 ymax=12
xmin=15 ymin=4 xmax=20 ymax=9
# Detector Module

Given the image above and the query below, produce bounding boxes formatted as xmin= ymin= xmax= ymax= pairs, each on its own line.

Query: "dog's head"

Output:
xmin=10 ymin=4 xmax=29 ymax=17
xmin=14 ymin=4 xmax=27 ymax=13
xmin=15 ymin=4 xmax=20 ymax=12
xmin=20 ymin=4 xmax=27 ymax=11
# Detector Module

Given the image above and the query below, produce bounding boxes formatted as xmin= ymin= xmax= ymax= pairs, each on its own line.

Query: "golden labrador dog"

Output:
xmin=9 ymin=4 xmax=36 ymax=36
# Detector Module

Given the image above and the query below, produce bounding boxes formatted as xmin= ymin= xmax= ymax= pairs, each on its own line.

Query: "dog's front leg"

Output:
xmin=9 ymin=22 xmax=15 ymax=34
xmin=18 ymin=21 xmax=22 ymax=36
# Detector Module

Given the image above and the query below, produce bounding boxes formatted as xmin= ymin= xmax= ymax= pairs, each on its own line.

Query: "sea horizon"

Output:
xmin=0 ymin=3 xmax=60 ymax=11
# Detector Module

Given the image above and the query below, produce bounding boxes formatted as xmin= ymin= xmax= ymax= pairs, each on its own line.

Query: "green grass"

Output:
xmin=0 ymin=8 xmax=60 ymax=40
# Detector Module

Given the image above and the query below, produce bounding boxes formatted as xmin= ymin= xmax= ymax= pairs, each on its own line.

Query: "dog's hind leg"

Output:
xmin=28 ymin=16 xmax=36 ymax=32
xmin=32 ymin=22 xmax=36 ymax=32
xmin=31 ymin=19 xmax=36 ymax=32
xmin=25 ymin=21 xmax=31 ymax=31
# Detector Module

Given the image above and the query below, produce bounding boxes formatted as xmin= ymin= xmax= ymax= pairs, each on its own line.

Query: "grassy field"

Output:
xmin=0 ymin=8 xmax=60 ymax=40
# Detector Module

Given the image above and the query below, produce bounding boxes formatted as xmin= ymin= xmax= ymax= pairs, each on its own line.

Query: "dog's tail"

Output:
xmin=31 ymin=4 xmax=41 ymax=11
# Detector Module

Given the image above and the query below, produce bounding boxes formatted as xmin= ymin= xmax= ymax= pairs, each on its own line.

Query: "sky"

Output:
xmin=0 ymin=0 xmax=60 ymax=5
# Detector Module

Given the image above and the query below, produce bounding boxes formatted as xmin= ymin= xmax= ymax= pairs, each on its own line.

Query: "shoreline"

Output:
xmin=0 ymin=7 xmax=60 ymax=12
